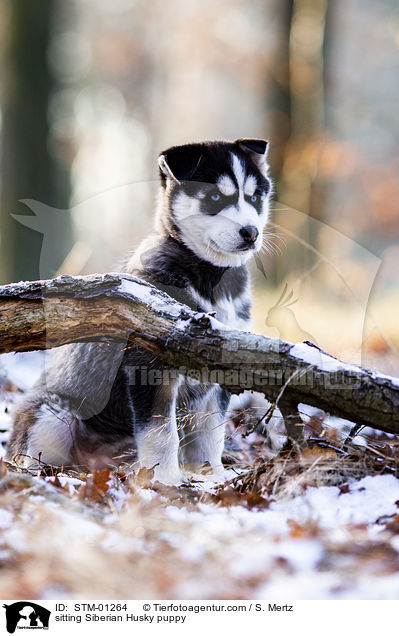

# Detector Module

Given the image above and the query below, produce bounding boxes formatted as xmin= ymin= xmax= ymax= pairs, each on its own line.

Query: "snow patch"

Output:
xmin=290 ymin=342 xmax=361 ymax=373
xmin=0 ymin=351 xmax=45 ymax=390
xmin=0 ymin=509 xmax=13 ymax=529
xmin=118 ymin=277 xmax=182 ymax=317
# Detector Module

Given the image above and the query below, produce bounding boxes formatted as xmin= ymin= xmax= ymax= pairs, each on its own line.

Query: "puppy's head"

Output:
xmin=158 ymin=139 xmax=271 ymax=267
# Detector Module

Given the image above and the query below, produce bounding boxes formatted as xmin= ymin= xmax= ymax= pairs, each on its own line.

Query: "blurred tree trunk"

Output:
xmin=253 ymin=0 xmax=293 ymax=287
xmin=0 ymin=0 xmax=72 ymax=284
xmin=263 ymin=0 xmax=328 ymax=285
xmin=279 ymin=0 xmax=327 ymax=210
xmin=265 ymin=0 xmax=294 ymax=184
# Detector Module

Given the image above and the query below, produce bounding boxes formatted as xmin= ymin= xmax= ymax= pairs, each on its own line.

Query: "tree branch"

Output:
xmin=1 ymin=273 xmax=399 ymax=436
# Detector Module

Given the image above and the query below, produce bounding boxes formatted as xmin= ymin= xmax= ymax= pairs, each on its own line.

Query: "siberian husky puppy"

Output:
xmin=7 ymin=139 xmax=272 ymax=484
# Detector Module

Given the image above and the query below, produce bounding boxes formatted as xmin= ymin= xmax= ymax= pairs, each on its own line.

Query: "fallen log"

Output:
xmin=0 ymin=273 xmax=398 ymax=436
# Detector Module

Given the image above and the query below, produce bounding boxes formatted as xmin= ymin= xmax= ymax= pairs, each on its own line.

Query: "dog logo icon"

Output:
xmin=3 ymin=602 xmax=50 ymax=633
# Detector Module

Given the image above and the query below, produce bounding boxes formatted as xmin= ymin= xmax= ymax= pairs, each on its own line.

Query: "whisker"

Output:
xmin=260 ymin=236 xmax=284 ymax=256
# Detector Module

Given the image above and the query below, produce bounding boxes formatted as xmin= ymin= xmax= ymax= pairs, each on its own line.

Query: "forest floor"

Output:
xmin=2 ymin=352 xmax=399 ymax=600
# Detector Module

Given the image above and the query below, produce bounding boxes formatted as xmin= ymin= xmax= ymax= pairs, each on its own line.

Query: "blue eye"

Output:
xmin=211 ymin=193 xmax=221 ymax=201
xmin=251 ymin=195 xmax=257 ymax=203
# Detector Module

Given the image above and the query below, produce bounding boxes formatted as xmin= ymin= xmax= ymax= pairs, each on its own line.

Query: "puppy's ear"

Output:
xmin=158 ymin=144 xmax=203 ymax=185
xmin=235 ymin=138 xmax=269 ymax=174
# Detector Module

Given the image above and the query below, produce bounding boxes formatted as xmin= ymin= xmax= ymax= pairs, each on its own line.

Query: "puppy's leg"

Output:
xmin=8 ymin=363 xmax=136 ymax=470
xmin=133 ymin=377 xmax=183 ymax=485
xmin=79 ymin=365 xmax=136 ymax=467
xmin=28 ymin=403 xmax=78 ymax=467
xmin=7 ymin=394 xmax=78 ymax=469
xmin=179 ymin=384 xmax=230 ymax=477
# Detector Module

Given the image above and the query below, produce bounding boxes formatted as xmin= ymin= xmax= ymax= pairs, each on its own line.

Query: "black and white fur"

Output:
xmin=7 ymin=138 xmax=272 ymax=484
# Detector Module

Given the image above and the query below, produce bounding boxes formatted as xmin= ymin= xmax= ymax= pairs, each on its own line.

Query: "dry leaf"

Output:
xmin=300 ymin=447 xmax=337 ymax=464
xmin=287 ymin=519 xmax=306 ymax=538
xmin=0 ymin=459 xmax=8 ymax=478
xmin=134 ymin=466 xmax=155 ymax=489
xmin=213 ymin=487 xmax=269 ymax=509
xmin=79 ymin=469 xmax=112 ymax=501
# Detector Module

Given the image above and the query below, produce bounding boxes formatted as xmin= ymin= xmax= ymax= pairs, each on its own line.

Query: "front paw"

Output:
xmin=183 ymin=462 xmax=227 ymax=483
xmin=153 ymin=465 xmax=186 ymax=486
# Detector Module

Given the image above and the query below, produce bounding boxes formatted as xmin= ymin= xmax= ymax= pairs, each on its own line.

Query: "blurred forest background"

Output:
xmin=0 ymin=0 xmax=398 ymax=373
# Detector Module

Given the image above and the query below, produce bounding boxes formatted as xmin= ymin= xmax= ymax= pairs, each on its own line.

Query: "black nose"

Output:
xmin=239 ymin=225 xmax=259 ymax=243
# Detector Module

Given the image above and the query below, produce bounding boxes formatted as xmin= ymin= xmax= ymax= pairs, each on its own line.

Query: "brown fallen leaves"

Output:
xmin=78 ymin=469 xmax=114 ymax=502
xmin=209 ymin=487 xmax=270 ymax=510
xmin=234 ymin=438 xmax=399 ymax=499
